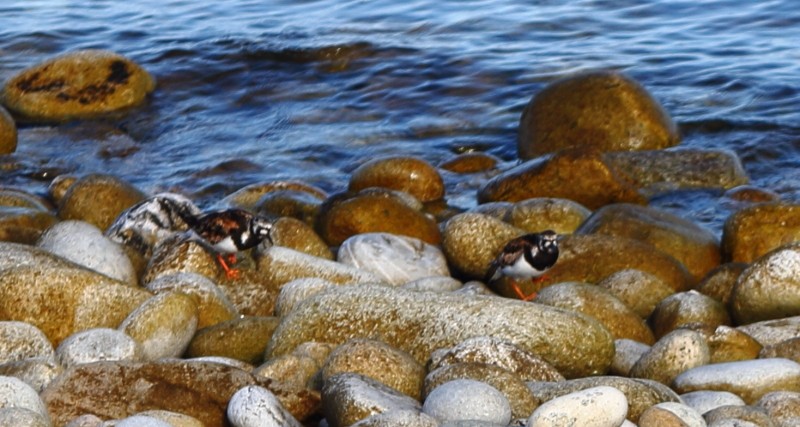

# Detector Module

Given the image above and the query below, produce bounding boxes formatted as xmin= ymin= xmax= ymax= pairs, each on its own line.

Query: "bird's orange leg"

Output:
xmin=510 ymin=279 xmax=538 ymax=301
xmin=216 ymin=254 xmax=240 ymax=279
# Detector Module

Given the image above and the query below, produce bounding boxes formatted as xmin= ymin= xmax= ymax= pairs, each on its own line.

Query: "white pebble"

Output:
xmin=527 ymin=386 xmax=628 ymax=427
xmin=422 ymin=379 xmax=511 ymax=424
xmin=0 ymin=376 xmax=50 ymax=424
xmin=106 ymin=415 xmax=172 ymax=426
xmin=0 ymin=321 xmax=55 ymax=364
xmin=227 ymin=385 xmax=302 ymax=427
xmin=56 ymin=328 xmax=142 ymax=368
xmin=680 ymin=390 xmax=745 ymax=415
xmin=0 ymin=407 xmax=50 ymax=427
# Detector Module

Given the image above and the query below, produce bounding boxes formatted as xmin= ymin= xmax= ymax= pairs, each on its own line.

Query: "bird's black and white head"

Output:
xmin=250 ymin=216 xmax=273 ymax=246
xmin=536 ymin=230 xmax=558 ymax=257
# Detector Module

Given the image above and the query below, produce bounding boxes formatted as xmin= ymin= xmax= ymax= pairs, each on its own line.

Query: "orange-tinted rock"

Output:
xmin=648 ymin=291 xmax=731 ymax=339
xmin=478 ymin=148 xmax=646 ymax=210
xmin=0 ymin=207 xmax=58 ymax=244
xmin=722 ymin=202 xmax=800 ymax=263
xmin=0 ymin=105 xmax=17 ymax=154
xmin=1 ymin=50 xmax=155 ymax=122
xmin=439 ymin=152 xmax=499 ymax=174
xmin=576 ymin=203 xmax=720 ymax=282
xmin=349 ymin=156 xmax=445 ymax=202
xmin=694 ymin=262 xmax=748 ymax=305
xmin=57 ymin=174 xmax=146 ymax=231
xmin=266 ymin=216 xmax=333 ymax=260
xmin=518 ymin=71 xmax=679 ymax=159
xmin=507 ymin=198 xmax=591 ymax=235
xmin=220 ymin=181 xmax=328 ymax=211
xmin=316 ymin=191 xmax=441 ymax=246
xmin=723 ymin=185 xmax=780 ymax=203
xmin=255 ymin=189 xmax=324 ymax=226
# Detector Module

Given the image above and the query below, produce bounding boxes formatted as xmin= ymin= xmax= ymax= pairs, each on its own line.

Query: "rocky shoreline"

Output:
xmin=0 ymin=50 xmax=799 ymax=427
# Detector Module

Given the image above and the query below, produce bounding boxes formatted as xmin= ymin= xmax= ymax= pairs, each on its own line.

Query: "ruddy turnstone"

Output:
xmin=484 ymin=230 xmax=559 ymax=301
xmin=191 ymin=208 xmax=273 ymax=279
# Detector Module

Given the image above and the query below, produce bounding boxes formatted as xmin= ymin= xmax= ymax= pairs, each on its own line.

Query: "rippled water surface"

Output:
xmin=1 ymin=0 xmax=799 ymax=234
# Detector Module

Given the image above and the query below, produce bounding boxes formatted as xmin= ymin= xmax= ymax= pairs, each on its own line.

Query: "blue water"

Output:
xmin=1 ymin=0 xmax=799 ymax=235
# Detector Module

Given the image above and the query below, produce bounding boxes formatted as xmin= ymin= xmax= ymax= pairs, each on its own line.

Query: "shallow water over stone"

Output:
xmin=1 ymin=0 xmax=799 ymax=236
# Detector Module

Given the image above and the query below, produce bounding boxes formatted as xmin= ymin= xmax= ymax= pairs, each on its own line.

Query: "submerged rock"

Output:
xmin=1 ymin=50 xmax=155 ymax=122
xmin=518 ymin=71 xmax=679 ymax=159
xmin=265 ymin=285 xmax=615 ymax=379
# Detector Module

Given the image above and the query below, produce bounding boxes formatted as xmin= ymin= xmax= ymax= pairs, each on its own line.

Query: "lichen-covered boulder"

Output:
xmin=40 ymin=360 xmax=319 ymax=426
xmin=266 ymin=217 xmax=333 ymax=260
xmin=57 ymin=174 xmax=146 ymax=231
xmin=478 ymin=148 xmax=647 ymax=210
xmin=1 ymin=50 xmax=155 ymax=122
xmin=0 ymin=105 xmax=16 ymax=154
xmin=265 ymin=285 xmax=615 ymax=379
xmin=186 ymin=316 xmax=280 ymax=365
xmin=576 ymin=203 xmax=721 ymax=282
xmin=349 ymin=156 xmax=445 ymax=202
xmin=506 ymin=197 xmax=591 ymax=235
xmin=518 ymin=71 xmax=679 ymax=159
xmin=722 ymin=202 xmax=800 ymax=263
xmin=441 ymin=212 xmax=525 ymax=280
xmin=730 ymin=242 xmax=800 ymax=324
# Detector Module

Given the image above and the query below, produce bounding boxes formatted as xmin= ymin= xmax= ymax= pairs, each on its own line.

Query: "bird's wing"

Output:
xmin=196 ymin=212 xmax=241 ymax=244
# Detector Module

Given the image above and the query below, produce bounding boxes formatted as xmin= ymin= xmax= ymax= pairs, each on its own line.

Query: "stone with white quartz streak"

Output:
xmin=673 ymin=358 xmax=800 ymax=403
xmin=227 ymin=385 xmax=302 ymax=427
xmin=527 ymin=386 xmax=628 ymax=427
xmin=338 ymin=232 xmax=450 ymax=285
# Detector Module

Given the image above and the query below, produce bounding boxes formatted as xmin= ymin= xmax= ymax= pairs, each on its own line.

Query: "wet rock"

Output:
xmin=518 ymin=71 xmax=679 ymax=159
xmin=428 ymin=336 xmax=564 ymax=383
xmin=604 ymin=148 xmax=749 ymax=195
xmin=265 ymin=216 xmax=333 ymax=260
xmin=255 ymin=189 xmax=324 ymax=226
xmin=56 ymin=328 xmax=142 ymax=368
xmin=673 ymin=358 xmax=800 ymax=404
xmin=349 ymin=156 xmax=445 ymax=202
xmin=0 ymin=376 xmax=50 ymax=423
xmin=650 ymin=291 xmax=731 ymax=339
xmin=730 ymin=243 xmax=800 ymax=324
xmin=760 ymin=337 xmax=800 ymax=364
xmin=227 ymin=385 xmax=302 ymax=427
xmin=338 ymin=233 xmax=449 ymax=285
xmin=1 ymin=50 xmax=155 ymax=122
xmin=145 ymin=272 xmax=237 ymax=329
xmin=681 ymin=391 xmax=746 ymax=415
xmin=478 ymin=148 xmax=647 ymax=210
xmin=424 ymin=362 xmax=537 ymax=419
xmin=105 ymin=193 xmax=201 ymax=259
xmin=186 ymin=316 xmax=279 ymax=365
xmin=219 ymin=181 xmax=328 ymax=212
xmin=350 ymin=409 xmax=439 ymax=427
xmin=722 ymin=203 xmax=800 ymax=263
xmin=316 ymin=190 xmax=441 ymax=246
xmin=0 ymin=359 xmax=63 ymax=393
xmin=702 ymin=405 xmax=774 ymax=427
xmin=37 ymin=220 xmax=137 ymax=285
xmin=695 ymin=263 xmax=748 ymax=305
xmin=0 ymin=206 xmax=58 ymax=245
xmin=611 ymin=339 xmax=651 ymax=376
xmin=527 ymin=376 xmax=681 ymax=423
xmin=638 ymin=402 xmax=706 ymax=427
xmin=630 ymin=329 xmax=710 ymax=385
xmin=536 ymin=282 xmax=655 ymax=345
xmin=506 ymin=197 xmax=591 ymax=235
xmin=737 ymin=317 xmax=800 ymax=347
xmin=441 ymin=212 xmax=524 ymax=280
xmin=119 ymin=291 xmax=198 ymax=361
xmin=724 ymin=185 xmax=781 ymax=204
xmin=439 ymin=152 xmax=499 ymax=174
xmin=322 ymin=338 xmax=424 ymax=400
xmin=0 ymin=321 xmax=55 ymax=364
xmin=254 ymin=353 xmax=320 ymax=390
xmin=266 ymin=285 xmax=614 ymax=379
xmin=0 ymin=261 xmax=150 ymax=346
xmin=707 ymin=326 xmax=762 ymax=363
xmin=58 ymin=174 xmax=146 ymax=231
xmin=323 ymin=373 xmax=421 ymax=427
xmin=597 ymin=269 xmax=676 ymax=319
xmin=422 ymin=379 xmax=511 ymax=424
xmin=47 ymin=175 xmax=78 ymax=206
xmin=469 ymin=201 xmax=515 ymax=220
xmin=576 ymin=203 xmax=721 ymax=282
xmin=756 ymin=391 xmax=800 ymax=427
xmin=0 ymin=407 xmax=50 ymax=427
xmin=273 ymin=278 xmax=340 ymax=318
xmin=528 ymin=386 xmax=628 ymax=427
xmin=0 ymin=105 xmax=16 ymax=154
xmin=41 ymin=360 xmax=319 ymax=426
xmin=526 ymin=234 xmax=692 ymax=297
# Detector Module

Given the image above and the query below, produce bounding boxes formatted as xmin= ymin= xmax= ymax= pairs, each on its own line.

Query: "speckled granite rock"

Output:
xmin=266 ymin=285 xmax=614 ymax=379
xmin=527 ymin=376 xmax=681 ymax=423
xmin=695 ymin=262 xmax=748 ymax=305
xmin=254 ymin=353 xmax=320 ymax=390
xmin=119 ymin=291 xmax=197 ymax=361
xmin=1 ymin=50 xmax=155 ymax=122
xmin=255 ymin=190 xmax=324 ymax=227
xmin=760 ymin=337 xmax=800 ymax=364
xmin=0 ymin=206 xmax=59 ymax=245
xmin=41 ymin=360 xmax=319 ymax=426
xmin=637 ymin=402 xmax=705 ymax=427
xmin=673 ymin=358 xmax=800 ymax=403
xmin=145 ymin=272 xmax=237 ymax=329
xmin=423 ymin=379 xmax=511 ymax=424
xmin=0 ymin=407 xmax=50 ymax=427
xmin=323 ymin=373 xmax=422 ymax=427
xmin=227 ymin=385 xmax=303 ymax=427
xmin=756 ymin=391 xmax=800 ymax=427
xmin=57 ymin=174 xmax=147 ymax=231
xmin=707 ymin=326 xmax=762 ymax=363
xmin=629 ymin=329 xmax=710 ymax=385
xmin=55 ymin=328 xmax=142 ymax=368
xmin=702 ymin=405 xmax=774 ymax=427
xmin=338 ymin=233 xmax=450 ymax=285
xmin=264 ymin=217 xmax=333 ymax=260
xmin=218 ymin=181 xmax=328 ymax=212
xmin=680 ymin=390 xmax=746 ymax=415
xmin=257 ymin=246 xmax=384 ymax=291
xmin=730 ymin=242 xmax=800 ymax=324
xmin=722 ymin=203 xmax=800 ymax=263
xmin=441 ymin=212 xmax=525 ymax=280
xmin=186 ymin=316 xmax=280 ymax=365
xmin=273 ymin=278 xmax=340 ymax=318
xmin=597 ymin=269 xmax=675 ymax=319
xmin=0 ymin=321 xmax=55 ymax=364
xmin=737 ymin=316 xmax=800 ymax=347
xmin=518 ymin=71 xmax=679 ymax=159
xmin=349 ymin=156 xmax=445 ymax=202
xmin=0 ymin=359 xmax=63 ymax=393
xmin=611 ymin=339 xmax=651 ymax=377
xmin=649 ymin=291 xmax=731 ymax=339
xmin=527 ymin=386 xmax=628 ymax=427
xmin=506 ymin=197 xmax=591 ymax=235
xmin=576 ymin=203 xmax=721 ymax=282
xmin=350 ymin=409 xmax=439 ymax=427
xmin=0 ymin=375 xmax=51 ymax=425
